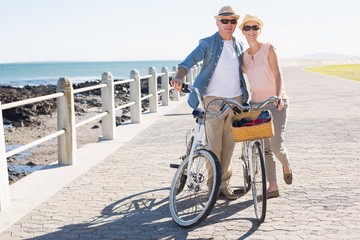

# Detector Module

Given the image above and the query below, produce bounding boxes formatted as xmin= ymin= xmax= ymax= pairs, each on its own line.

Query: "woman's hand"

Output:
xmin=276 ymin=98 xmax=285 ymax=111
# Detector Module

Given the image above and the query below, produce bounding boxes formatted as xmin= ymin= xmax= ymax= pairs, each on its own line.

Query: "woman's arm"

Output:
xmin=268 ymin=44 xmax=285 ymax=110
xmin=268 ymin=44 xmax=282 ymax=98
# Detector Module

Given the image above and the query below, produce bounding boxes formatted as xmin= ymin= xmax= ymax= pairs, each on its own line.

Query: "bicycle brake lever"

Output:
xmin=219 ymin=101 xmax=227 ymax=112
xmin=232 ymin=106 xmax=242 ymax=114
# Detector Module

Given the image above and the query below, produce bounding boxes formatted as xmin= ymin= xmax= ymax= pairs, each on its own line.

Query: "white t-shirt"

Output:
xmin=205 ymin=40 xmax=243 ymax=98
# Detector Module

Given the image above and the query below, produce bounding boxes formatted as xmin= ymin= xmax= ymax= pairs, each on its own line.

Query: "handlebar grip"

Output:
xmin=181 ymin=83 xmax=191 ymax=93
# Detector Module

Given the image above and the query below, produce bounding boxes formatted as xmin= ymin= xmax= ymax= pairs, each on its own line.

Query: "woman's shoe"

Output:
xmin=267 ymin=189 xmax=279 ymax=199
xmin=283 ymin=167 xmax=293 ymax=185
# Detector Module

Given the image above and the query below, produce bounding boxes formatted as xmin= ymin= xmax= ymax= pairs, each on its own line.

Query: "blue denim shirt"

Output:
xmin=179 ymin=32 xmax=249 ymax=109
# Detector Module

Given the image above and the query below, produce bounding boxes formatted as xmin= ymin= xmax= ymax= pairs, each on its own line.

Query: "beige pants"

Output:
xmin=204 ymin=95 xmax=242 ymax=189
xmin=261 ymin=101 xmax=291 ymax=182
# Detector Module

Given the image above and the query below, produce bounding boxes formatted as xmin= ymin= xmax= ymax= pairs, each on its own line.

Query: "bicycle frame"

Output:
xmin=185 ymin=88 xmax=207 ymax=188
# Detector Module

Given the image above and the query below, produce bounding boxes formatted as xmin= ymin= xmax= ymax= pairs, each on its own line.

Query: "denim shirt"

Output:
xmin=179 ymin=32 xmax=250 ymax=109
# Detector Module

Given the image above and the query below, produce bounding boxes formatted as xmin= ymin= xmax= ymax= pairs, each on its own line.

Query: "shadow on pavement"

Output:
xmin=28 ymin=187 xmax=260 ymax=239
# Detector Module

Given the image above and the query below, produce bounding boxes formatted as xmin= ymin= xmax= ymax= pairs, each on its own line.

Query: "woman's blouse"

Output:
xmin=243 ymin=42 xmax=288 ymax=102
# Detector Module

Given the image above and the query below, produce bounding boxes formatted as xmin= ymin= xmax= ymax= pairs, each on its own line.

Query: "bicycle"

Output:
xmin=206 ymin=96 xmax=279 ymax=223
xmin=168 ymin=87 xmax=222 ymax=228
xmin=168 ymin=85 xmax=279 ymax=227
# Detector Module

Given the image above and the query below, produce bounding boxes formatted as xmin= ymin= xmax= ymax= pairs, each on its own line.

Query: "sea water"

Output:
xmin=0 ymin=60 xmax=180 ymax=87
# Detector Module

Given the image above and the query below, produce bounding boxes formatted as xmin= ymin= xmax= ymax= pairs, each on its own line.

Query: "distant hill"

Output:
xmin=302 ymin=52 xmax=354 ymax=59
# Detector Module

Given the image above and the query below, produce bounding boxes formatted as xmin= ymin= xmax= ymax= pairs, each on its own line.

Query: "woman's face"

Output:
xmin=242 ymin=20 xmax=261 ymax=41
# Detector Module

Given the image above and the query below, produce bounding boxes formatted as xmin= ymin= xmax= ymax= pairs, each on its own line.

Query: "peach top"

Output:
xmin=243 ymin=42 xmax=288 ymax=102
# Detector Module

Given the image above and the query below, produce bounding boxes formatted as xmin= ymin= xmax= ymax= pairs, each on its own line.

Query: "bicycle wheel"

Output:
xmin=250 ymin=141 xmax=267 ymax=223
xmin=169 ymin=149 xmax=221 ymax=228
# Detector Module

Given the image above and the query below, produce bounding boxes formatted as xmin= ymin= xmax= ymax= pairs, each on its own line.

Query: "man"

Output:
xmin=171 ymin=6 xmax=249 ymax=200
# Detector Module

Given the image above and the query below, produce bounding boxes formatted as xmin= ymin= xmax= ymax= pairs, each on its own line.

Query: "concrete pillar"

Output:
xmin=101 ymin=72 xmax=115 ymax=140
xmin=161 ymin=66 xmax=170 ymax=106
xmin=57 ymin=77 xmax=76 ymax=165
xmin=130 ymin=70 xmax=141 ymax=123
xmin=148 ymin=67 xmax=158 ymax=113
xmin=0 ymin=103 xmax=10 ymax=211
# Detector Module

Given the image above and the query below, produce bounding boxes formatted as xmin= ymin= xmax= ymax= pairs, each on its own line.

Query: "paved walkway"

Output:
xmin=0 ymin=66 xmax=360 ymax=239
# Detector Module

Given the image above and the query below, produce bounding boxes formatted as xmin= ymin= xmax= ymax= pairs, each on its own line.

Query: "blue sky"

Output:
xmin=0 ymin=0 xmax=359 ymax=63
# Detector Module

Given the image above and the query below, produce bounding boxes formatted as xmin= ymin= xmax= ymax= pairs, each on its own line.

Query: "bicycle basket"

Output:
xmin=231 ymin=109 xmax=274 ymax=142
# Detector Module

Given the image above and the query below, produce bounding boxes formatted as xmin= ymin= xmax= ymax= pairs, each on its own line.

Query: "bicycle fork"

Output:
xmin=186 ymin=123 xmax=205 ymax=191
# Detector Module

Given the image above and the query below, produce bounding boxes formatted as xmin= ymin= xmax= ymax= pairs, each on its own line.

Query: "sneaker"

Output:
xmin=219 ymin=186 xmax=239 ymax=200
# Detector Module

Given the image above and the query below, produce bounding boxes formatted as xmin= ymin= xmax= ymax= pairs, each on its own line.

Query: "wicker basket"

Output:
xmin=231 ymin=110 xmax=274 ymax=142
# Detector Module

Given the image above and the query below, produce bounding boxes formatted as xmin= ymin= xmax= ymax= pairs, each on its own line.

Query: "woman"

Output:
xmin=239 ymin=14 xmax=292 ymax=199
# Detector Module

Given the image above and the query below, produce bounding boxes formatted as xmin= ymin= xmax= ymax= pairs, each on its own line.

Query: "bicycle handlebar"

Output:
xmin=184 ymin=86 xmax=281 ymax=121
xmin=224 ymin=96 xmax=280 ymax=113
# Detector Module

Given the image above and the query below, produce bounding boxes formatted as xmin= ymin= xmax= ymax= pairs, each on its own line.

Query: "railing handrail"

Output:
xmin=0 ymin=63 xmax=202 ymax=210
xmin=0 ymin=92 xmax=65 ymax=110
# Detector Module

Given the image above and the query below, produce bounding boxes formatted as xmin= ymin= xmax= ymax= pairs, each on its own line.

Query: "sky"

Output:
xmin=0 ymin=0 xmax=359 ymax=63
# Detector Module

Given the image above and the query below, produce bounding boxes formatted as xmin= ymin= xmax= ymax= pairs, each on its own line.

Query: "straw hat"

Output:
xmin=239 ymin=14 xmax=264 ymax=30
xmin=214 ymin=6 xmax=240 ymax=20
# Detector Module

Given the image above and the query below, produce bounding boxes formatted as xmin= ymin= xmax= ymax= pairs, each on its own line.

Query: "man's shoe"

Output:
xmin=267 ymin=189 xmax=280 ymax=199
xmin=219 ymin=187 xmax=239 ymax=200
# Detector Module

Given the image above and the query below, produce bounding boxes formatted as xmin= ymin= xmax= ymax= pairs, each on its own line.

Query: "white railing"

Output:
xmin=0 ymin=64 xmax=201 ymax=210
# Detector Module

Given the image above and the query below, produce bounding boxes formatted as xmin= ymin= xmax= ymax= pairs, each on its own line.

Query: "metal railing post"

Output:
xmin=161 ymin=66 xmax=170 ymax=106
xmin=101 ymin=72 xmax=115 ymax=140
xmin=130 ymin=70 xmax=141 ymax=123
xmin=57 ymin=77 xmax=76 ymax=165
xmin=0 ymin=102 xmax=10 ymax=211
xmin=148 ymin=67 xmax=158 ymax=112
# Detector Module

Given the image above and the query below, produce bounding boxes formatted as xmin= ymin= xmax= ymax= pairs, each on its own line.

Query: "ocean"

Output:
xmin=0 ymin=60 xmax=181 ymax=87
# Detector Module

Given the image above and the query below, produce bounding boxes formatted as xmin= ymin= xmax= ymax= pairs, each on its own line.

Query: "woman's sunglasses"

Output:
xmin=219 ymin=19 xmax=237 ymax=25
xmin=243 ymin=25 xmax=260 ymax=31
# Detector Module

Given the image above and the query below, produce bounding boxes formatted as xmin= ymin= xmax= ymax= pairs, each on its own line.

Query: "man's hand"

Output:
xmin=170 ymin=67 xmax=187 ymax=92
xmin=170 ymin=78 xmax=184 ymax=92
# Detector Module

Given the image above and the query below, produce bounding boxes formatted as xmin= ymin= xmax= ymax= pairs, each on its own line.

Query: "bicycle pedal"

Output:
xmin=169 ymin=163 xmax=180 ymax=169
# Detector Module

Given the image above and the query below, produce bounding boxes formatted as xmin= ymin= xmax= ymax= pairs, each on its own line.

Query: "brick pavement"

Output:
xmin=0 ymin=66 xmax=360 ymax=239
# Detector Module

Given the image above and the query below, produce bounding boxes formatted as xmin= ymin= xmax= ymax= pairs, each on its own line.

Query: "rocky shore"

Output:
xmin=2 ymin=79 xmax=156 ymax=184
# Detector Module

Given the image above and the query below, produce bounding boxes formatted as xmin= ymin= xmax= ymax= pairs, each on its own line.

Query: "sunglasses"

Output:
xmin=243 ymin=25 xmax=260 ymax=31
xmin=219 ymin=19 xmax=237 ymax=25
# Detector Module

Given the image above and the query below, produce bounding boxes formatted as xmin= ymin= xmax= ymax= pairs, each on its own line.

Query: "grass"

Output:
xmin=304 ymin=64 xmax=360 ymax=82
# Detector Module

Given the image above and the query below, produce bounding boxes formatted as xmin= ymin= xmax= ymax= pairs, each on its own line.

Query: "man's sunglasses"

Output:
xmin=243 ymin=25 xmax=260 ymax=31
xmin=219 ymin=19 xmax=237 ymax=25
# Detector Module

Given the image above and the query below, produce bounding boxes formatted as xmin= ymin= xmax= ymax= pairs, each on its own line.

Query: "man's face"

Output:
xmin=216 ymin=16 xmax=238 ymax=39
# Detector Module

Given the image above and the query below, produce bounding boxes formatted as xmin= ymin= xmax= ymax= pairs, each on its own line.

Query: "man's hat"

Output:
xmin=214 ymin=6 xmax=240 ymax=20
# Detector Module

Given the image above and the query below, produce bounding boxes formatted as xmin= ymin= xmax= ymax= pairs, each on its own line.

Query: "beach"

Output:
xmin=2 ymin=82 xmax=132 ymax=183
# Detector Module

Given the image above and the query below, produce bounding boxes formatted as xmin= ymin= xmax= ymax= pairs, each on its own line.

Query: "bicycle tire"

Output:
xmin=250 ymin=141 xmax=267 ymax=223
xmin=169 ymin=149 xmax=221 ymax=228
